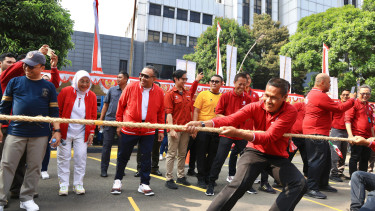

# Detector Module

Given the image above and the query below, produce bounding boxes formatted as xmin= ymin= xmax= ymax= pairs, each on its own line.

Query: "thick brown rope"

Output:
xmin=0 ymin=114 xmax=354 ymax=142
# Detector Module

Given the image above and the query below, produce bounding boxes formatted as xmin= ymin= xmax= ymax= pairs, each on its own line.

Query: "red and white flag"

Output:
xmin=322 ymin=43 xmax=329 ymax=76
xmin=92 ymin=0 xmax=103 ymax=74
xmin=216 ymin=22 xmax=223 ymax=77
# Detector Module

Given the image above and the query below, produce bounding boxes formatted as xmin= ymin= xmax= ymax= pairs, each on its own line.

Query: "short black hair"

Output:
xmin=0 ymin=53 xmax=16 ymax=62
xmin=119 ymin=71 xmax=129 ymax=79
xmin=341 ymin=89 xmax=350 ymax=93
xmin=211 ymin=74 xmax=223 ymax=82
xmin=234 ymin=73 xmax=247 ymax=82
xmin=144 ymin=65 xmax=159 ymax=78
xmin=172 ymin=70 xmax=187 ymax=82
xmin=266 ymin=78 xmax=290 ymax=96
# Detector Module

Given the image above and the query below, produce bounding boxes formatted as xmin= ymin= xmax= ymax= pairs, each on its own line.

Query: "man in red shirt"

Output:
xmin=346 ymin=85 xmax=375 ymax=178
xmin=329 ymin=89 xmax=351 ymax=182
xmin=187 ymin=78 xmax=307 ymax=211
xmin=111 ymin=66 xmax=164 ymax=196
xmin=205 ymin=73 xmax=251 ymax=196
xmin=303 ymin=73 xmax=355 ymax=199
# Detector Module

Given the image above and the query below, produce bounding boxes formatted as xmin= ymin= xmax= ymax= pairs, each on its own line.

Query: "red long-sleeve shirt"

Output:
xmin=303 ymin=88 xmax=354 ymax=136
xmin=116 ymin=81 xmax=165 ymax=135
xmin=215 ymin=91 xmax=252 ymax=140
xmin=345 ymin=99 xmax=374 ymax=138
xmin=212 ymin=101 xmax=297 ymax=158
xmin=331 ymin=101 xmax=347 ymax=130
xmin=244 ymin=88 xmax=260 ymax=129
xmin=291 ymin=102 xmax=305 ymax=134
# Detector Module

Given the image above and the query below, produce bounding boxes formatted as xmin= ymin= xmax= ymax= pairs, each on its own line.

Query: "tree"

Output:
xmin=363 ymin=0 xmax=375 ymax=12
xmin=0 ymin=0 xmax=74 ymax=69
xmin=184 ymin=17 xmax=256 ymax=83
xmin=280 ymin=5 xmax=375 ymax=96
xmin=246 ymin=14 xmax=289 ymax=89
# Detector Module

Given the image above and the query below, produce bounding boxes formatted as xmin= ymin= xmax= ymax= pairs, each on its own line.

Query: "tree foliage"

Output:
xmin=280 ymin=5 xmax=375 ymax=96
xmin=0 ymin=0 xmax=74 ymax=69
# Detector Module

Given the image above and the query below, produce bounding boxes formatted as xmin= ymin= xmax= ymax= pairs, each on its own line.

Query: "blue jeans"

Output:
xmin=115 ymin=133 xmax=154 ymax=185
xmin=159 ymin=130 xmax=168 ymax=155
xmin=350 ymin=171 xmax=375 ymax=211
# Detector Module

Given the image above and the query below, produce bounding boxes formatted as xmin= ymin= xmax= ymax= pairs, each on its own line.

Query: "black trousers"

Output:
xmin=207 ymin=148 xmax=307 ymax=211
xmin=101 ymin=126 xmax=117 ymax=172
xmin=349 ymin=145 xmax=371 ymax=177
xmin=305 ymin=137 xmax=331 ymax=191
xmin=137 ymin=132 xmax=161 ymax=172
xmin=209 ymin=137 xmax=247 ymax=183
xmin=288 ymin=137 xmax=308 ymax=176
xmin=196 ymin=131 xmax=219 ymax=181
xmin=186 ymin=136 xmax=197 ymax=171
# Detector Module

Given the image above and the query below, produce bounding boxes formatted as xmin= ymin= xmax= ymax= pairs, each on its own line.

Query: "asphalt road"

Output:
xmin=4 ymin=147 xmax=353 ymax=211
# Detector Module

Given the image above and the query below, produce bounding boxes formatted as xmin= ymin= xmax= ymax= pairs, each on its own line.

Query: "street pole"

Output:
xmin=238 ymin=34 xmax=265 ymax=72
xmin=128 ymin=0 xmax=137 ymax=77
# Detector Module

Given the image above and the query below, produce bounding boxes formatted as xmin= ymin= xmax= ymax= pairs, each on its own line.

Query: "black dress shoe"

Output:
xmin=101 ymin=170 xmax=108 ymax=177
xmin=320 ymin=185 xmax=337 ymax=193
xmin=123 ymin=172 xmax=126 ymax=176
xmin=329 ymin=175 xmax=343 ymax=182
xmin=165 ymin=180 xmax=178 ymax=189
xmin=134 ymin=171 xmax=140 ymax=177
xmin=259 ymin=183 xmax=276 ymax=194
xmin=305 ymin=190 xmax=327 ymax=199
xmin=34 ymin=193 xmax=39 ymax=198
xmin=10 ymin=192 xmax=19 ymax=199
xmin=151 ymin=170 xmax=162 ymax=176
xmin=187 ymin=170 xmax=197 ymax=176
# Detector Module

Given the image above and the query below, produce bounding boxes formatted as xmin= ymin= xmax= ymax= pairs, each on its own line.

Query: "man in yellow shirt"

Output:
xmin=193 ymin=75 xmax=223 ymax=189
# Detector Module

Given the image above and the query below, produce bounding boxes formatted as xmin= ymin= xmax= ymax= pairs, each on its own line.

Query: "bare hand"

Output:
xmin=88 ymin=134 xmax=94 ymax=146
xmin=185 ymin=121 xmax=202 ymax=134
xmin=170 ymin=129 xmax=178 ymax=139
xmin=158 ymin=133 xmax=164 ymax=142
xmin=39 ymin=44 xmax=49 ymax=55
xmin=117 ymin=127 xmax=122 ymax=137
xmin=352 ymin=136 xmax=370 ymax=146
xmin=220 ymin=126 xmax=239 ymax=137
xmin=0 ymin=129 xmax=3 ymax=144
xmin=350 ymin=92 xmax=356 ymax=99
xmin=50 ymin=131 xmax=62 ymax=148
xmin=50 ymin=52 xmax=58 ymax=68
xmin=195 ymin=72 xmax=204 ymax=81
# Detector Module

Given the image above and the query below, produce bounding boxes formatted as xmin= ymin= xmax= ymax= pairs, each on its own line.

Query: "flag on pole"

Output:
xmin=279 ymin=55 xmax=292 ymax=86
xmin=322 ymin=43 xmax=329 ymax=76
xmin=92 ymin=0 xmax=103 ymax=74
xmin=216 ymin=22 xmax=223 ymax=77
xmin=329 ymin=141 xmax=343 ymax=159
xmin=226 ymin=45 xmax=237 ymax=87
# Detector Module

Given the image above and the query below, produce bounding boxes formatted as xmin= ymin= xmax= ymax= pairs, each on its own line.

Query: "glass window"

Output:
xmin=162 ymin=33 xmax=173 ymax=44
xmin=254 ymin=0 xmax=261 ymax=14
xmin=177 ymin=9 xmax=188 ymax=21
xmin=119 ymin=60 xmax=127 ymax=72
xmin=149 ymin=3 xmax=161 ymax=16
xmin=163 ymin=6 xmax=175 ymax=18
xmin=202 ymin=14 xmax=213 ymax=25
xmin=148 ymin=30 xmax=160 ymax=43
xmin=344 ymin=0 xmax=349 ymax=5
xmin=266 ymin=0 xmax=272 ymax=15
xmin=146 ymin=63 xmax=176 ymax=80
xmin=190 ymin=11 xmax=200 ymax=23
xmin=352 ymin=0 xmax=356 ymax=7
xmin=176 ymin=35 xmax=187 ymax=46
xmin=242 ymin=0 xmax=250 ymax=25
xmin=189 ymin=37 xmax=197 ymax=47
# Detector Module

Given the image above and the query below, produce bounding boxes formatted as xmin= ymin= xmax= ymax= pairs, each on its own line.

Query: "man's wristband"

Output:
xmin=54 ymin=129 xmax=61 ymax=133
xmin=200 ymin=121 xmax=205 ymax=127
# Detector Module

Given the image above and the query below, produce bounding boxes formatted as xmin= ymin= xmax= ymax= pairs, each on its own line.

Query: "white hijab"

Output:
xmin=71 ymin=70 xmax=92 ymax=95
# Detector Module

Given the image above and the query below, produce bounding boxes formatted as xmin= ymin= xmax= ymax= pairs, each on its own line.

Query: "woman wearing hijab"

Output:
xmin=57 ymin=70 xmax=97 ymax=196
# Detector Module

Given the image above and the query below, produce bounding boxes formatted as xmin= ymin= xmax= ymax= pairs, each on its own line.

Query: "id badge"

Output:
xmin=369 ymin=117 xmax=372 ymax=123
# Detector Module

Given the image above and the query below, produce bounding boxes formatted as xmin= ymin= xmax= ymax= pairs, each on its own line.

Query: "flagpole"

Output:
xmin=283 ymin=56 xmax=287 ymax=79
xmin=128 ymin=0 xmax=137 ymax=77
xmin=228 ymin=38 xmax=234 ymax=85
xmin=238 ymin=34 xmax=265 ymax=72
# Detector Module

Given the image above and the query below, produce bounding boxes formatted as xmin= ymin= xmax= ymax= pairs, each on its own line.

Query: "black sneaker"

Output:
xmin=134 ymin=171 xmax=140 ymax=177
xmin=259 ymin=183 xmax=276 ymax=194
xmin=320 ymin=185 xmax=337 ymax=193
xmin=151 ymin=170 xmax=162 ymax=176
xmin=205 ymin=184 xmax=214 ymax=196
xmin=197 ymin=180 xmax=207 ymax=189
xmin=246 ymin=186 xmax=257 ymax=194
xmin=272 ymin=182 xmax=282 ymax=188
xmin=329 ymin=176 xmax=343 ymax=182
xmin=101 ymin=170 xmax=108 ymax=177
xmin=305 ymin=190 xmax=327 ymax=199
xmin=165 ymin=179 xmax=178 ymax=189
xmin=187 ymin=170 xmax=197 ymax=176
xmin=176 ymin=177 xmax=191 ymax=186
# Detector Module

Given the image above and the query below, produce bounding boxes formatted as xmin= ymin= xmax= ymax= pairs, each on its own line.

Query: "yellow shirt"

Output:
xmin=194 ymin=90 xmax=222 ymax=121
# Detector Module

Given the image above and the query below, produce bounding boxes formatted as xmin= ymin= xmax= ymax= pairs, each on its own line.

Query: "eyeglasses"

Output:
xmin=210 ymin=80 xmax=220 ymax=84
xmin=181 ymin=78 xmax=188 ymax=81
xmin=341 ymin=94 xmax=350 ymax=96
xmin=139 ymin=73 xmax=154 ymax=79
xmin=360 ymin=93 xmax=371 ymax=96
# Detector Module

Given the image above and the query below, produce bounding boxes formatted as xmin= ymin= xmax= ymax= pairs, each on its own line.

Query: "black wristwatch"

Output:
xmin=54 ymin=129 xmax=61 ymax=133
xmin=200 ymin=121 xmax=205 ymax=127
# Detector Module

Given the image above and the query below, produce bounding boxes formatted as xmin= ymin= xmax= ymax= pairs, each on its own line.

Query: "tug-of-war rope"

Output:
xmin=0 ymin=114 xmax=354 ymax=142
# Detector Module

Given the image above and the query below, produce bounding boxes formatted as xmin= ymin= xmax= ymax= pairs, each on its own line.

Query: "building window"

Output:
xmin=146 ymin=63 xmax=176 ymax=80
xmin=344 ymin=0 xmax=349 ymax=5
xmin=163 ymin=6 xmax=175 ymax=18
xmin=202 ymin=14 xmax=213 ymax=25
xmin=254 ymin=0 xmax=261 ymax=14
xmin=189 ymin=37 xmax=197 ymax=47
xmin=242 ymin=0 xmax=250 ymax=26
xmin=119 ymin=60 xmax=127 ymax=72
xmin=148 ymin=30 xmax=160 ymax=43
xmin=352 ymin=0 xmax=356 ymax=7
xmin=176 ymin=35 xmax=187 ymax=46
xmin=162 ymin=33 xmax=173 ymax=44
xmin=149 ymin=3 xmax=161 ymax=16
xmin=190 ymin=11 xmax=200 ymax=23
xmin=177 ymin=9 xmax=188 ymax=21
xmin=266 ymin=0 xmax=272 ymax=15
xmin=216 ymin=0 xmax=222 ymax=3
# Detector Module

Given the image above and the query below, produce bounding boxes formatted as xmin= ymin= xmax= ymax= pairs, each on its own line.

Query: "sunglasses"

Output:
xmin=181 ymin=78 xmax=188 ymax=81
xmin=25 ymin=63 xmax=41 ymax=70
xmin=139 ymin=73 xmax=154 ymax=79
xmin=210 ymin=80 xmax=221 ymax=84
xmin=360 ymin=93 xmax=371 ymax=96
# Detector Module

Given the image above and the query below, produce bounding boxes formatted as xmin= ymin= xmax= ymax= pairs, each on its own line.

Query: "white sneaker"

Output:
xmin=111 ymin=179 xmax=122 ymax=195
xmin=138 ymin=184 xmax=154 ymax=196
xmin=159 ymin=154 xmax=164 ymax=161
xmin=20 ymin=200 xmax=39 ymax=211
xmin=41 ymin=171 xmax=49 ymax=180
xmin=59 ymin=186 xmax=68 ymax=196
xmin=73 ymin=185 xmax=85 ymax=195
xmin=0 ymin=205 xmax=3 ymax=211
xmin=254 ymin=179 xmax=261 ymax=184
xmin=226 ymin=176 xmax=234 ymax=183
xmin=349 ymin=180 xmax=351 ymax=186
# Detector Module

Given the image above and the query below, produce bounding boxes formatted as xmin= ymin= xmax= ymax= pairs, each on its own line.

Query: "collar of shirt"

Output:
xmin=230 ymin=90 xmax=244 ymax=97
xmin=138 ymin=82 xmax=154 ymax=91
xmin=116 ymin=85 xmax=121 ymax=90
xmin=172 ymin=86 xmax=186 ymax=94
xmin=311 ymin=87 xmax=324 ymax=93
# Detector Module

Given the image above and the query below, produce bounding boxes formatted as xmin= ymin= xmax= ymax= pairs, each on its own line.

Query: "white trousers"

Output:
xmin=57 ymin=133 xmax=87 ymax=187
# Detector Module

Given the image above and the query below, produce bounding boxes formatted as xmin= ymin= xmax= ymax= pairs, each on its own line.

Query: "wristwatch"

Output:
xmin=200 ymin=121 xmax=205 ymax=127
xmin=54 ymin=129 xmax=61 ymax=133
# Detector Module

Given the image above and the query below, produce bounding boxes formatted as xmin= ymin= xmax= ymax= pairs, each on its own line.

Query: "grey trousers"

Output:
xmin=329 ymin=128 xmax=348 ymax=177
xmin=0 ymin=135 xmax=48 ymax=205
xmin=350 ymin=171 xmax=375 ymax=211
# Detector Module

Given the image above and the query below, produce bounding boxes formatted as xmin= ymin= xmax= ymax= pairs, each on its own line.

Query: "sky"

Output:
xmin=59 ymin=0 xmax=134 ymax=37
